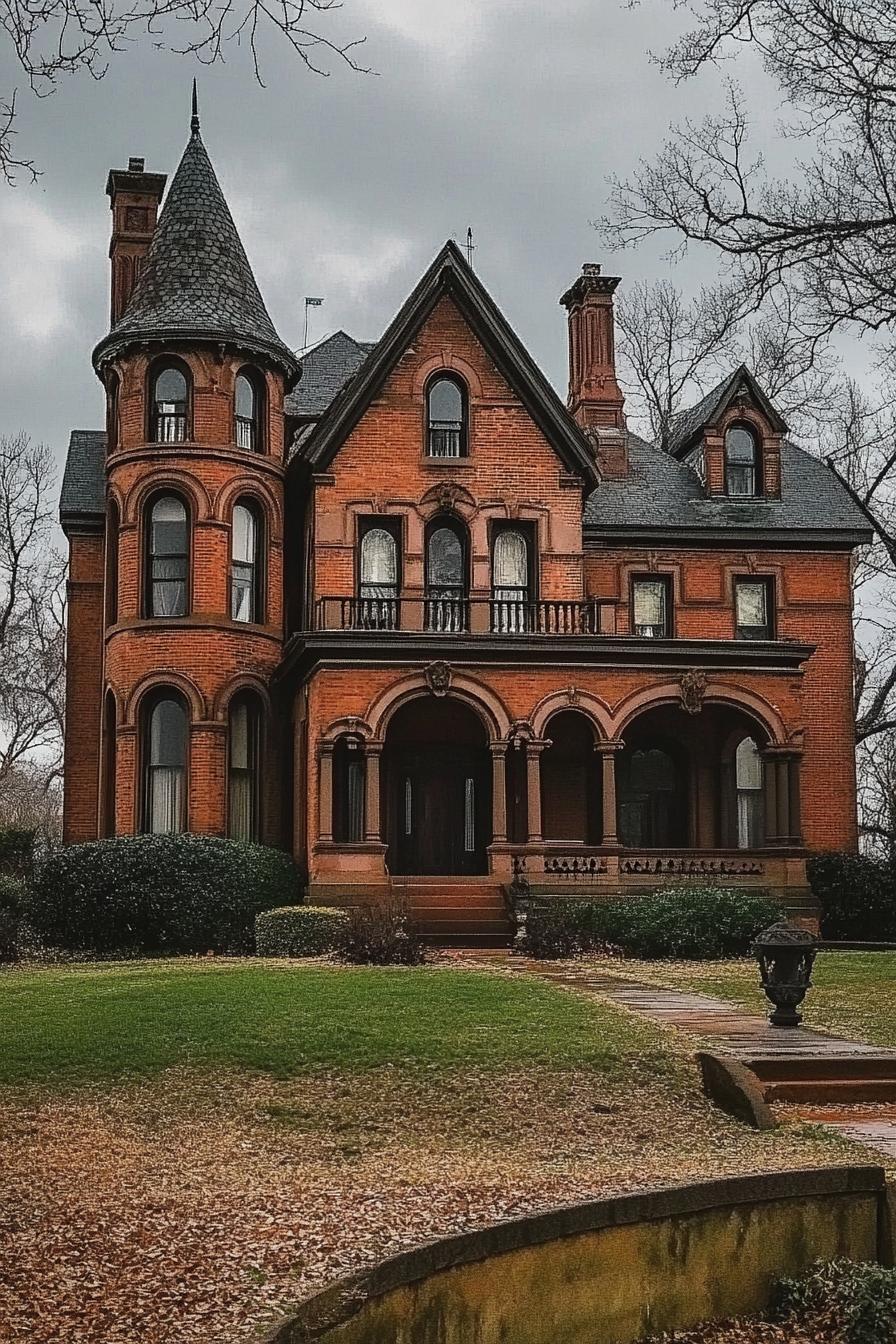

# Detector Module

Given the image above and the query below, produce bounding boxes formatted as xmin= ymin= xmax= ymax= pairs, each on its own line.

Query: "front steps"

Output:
xmin=744 ymin=1054 xmax=896 ymax=1105
xmin=396 ymin=879 xmax=514 ymax=945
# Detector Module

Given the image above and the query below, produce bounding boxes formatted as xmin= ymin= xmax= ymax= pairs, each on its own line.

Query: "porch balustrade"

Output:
xmin=313 ymin=595 xmax=616 ymax=636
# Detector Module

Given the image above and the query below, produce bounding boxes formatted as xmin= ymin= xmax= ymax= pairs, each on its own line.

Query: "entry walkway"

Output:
xmin=488 ymin=955 xmax=896 ymax=1160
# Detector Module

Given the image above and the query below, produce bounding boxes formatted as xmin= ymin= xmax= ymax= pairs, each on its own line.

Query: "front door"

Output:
xmin=390 ymin=749 xmax=489 ymax=875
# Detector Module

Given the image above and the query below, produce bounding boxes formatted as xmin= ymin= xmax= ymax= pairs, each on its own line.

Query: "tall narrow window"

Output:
xmin=146 ymin=494 xmax=189 ymax=617
xmin=358 ymin=524 xmax=399 ymax=629
xmin=736 ymin=737 xmax=764 ymax=849
xmin=736 ymin=578 xmax=773 ymax=640
xmin=632 ymin=577 xmax=671 ymax=637
xmin=228 ymin=694 xmax=261 ymax=842
xmin=105 ymin=500 xmax=119 ymax=626
xmin=426 ymin=375 xmax=466 ymax=457
xmin=142 ymin=693 xmax=187 ymax=834
xmin=106 ymin=372 xmax=120 ymax=453
xmin=492 ymin=529 xmax=531 ymax=632
xmin=150 ymin=363 xmax=189 ymax=443
xmin=235 ymin=370 xmax=262 ymax=451
xmin=102 ymin=690 xmax=117 ymax=838
xmin=725 ymin=425 xmax=759 ymax=497
xmin=426 ymin=520 xmax=467 ymax=632
xmin=333 ymin=736 xmax=365 ymax=842
xmin=231 ymin=501 xmax=262 ymax=623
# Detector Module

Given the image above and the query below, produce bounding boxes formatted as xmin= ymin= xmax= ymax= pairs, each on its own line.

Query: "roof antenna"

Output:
xmin=191 ymin=78 xmax=200 ymax=135
xmin=465 ymin=227 xmax=475 ymax=269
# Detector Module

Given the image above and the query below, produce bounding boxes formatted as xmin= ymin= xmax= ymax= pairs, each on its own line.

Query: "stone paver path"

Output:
xmin=488 ymin=956 xmax=896 ymax=1161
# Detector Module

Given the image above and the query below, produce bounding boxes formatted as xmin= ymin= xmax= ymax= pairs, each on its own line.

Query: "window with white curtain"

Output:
xmin=358 ymin=525 xmax=399 ymax=628
xmin=736 ymin=578 xmax=773 ymax=639
xmin=147 ymin=495 xmax=188 ymax=617
xmin=632 ymin=578 xmax=670 ymax=637
xmin=492 ymin=529 xmax=530 ymax=632
xmin=231 ymin=502 xmax=261 ymax=623
xmin=735 ymin=736 xmax=764 ymax=849
xmin=228 ymin=694 xmax=260 ymax=842
xmin=143 ymin=695 xmax=187 ymax=834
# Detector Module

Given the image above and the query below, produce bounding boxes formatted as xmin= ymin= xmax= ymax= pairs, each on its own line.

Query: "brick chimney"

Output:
xmin=106 ymin=157 xmax=167 ymax=325
xmin=560 ymin=263 xmax=625 ymax=431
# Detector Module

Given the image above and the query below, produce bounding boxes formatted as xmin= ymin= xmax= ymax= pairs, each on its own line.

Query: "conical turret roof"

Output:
xmin=93 ymin=122 xmax=299 ymax=379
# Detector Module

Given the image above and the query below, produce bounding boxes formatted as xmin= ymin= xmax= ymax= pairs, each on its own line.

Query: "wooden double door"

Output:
xmin=387 ymin=747 xmax=490 ymax=876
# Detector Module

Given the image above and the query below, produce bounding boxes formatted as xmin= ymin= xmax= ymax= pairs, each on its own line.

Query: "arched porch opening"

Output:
xmin=617 ymin=703 xmax=779 ymax=850
xmin=540 ymin=711 xmax=602 ymax=844
xmin=382 ymin=696 xmax=492 ymax=875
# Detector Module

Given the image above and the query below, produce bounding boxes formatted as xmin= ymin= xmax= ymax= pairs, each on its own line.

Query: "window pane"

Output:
xmin=235 ymin=374 xmax=255 ymax=420
xmin=154 ymin=367 xmax=187 ymax=405
xmin=360 ymin=528 xmax=398 ymax=587
xmin=736 ymin=736 xmax=763 ymax=790
xmin=726 ymin=426 xmax=756 ymax=462
xmin=726 ymin=426 xmax=757 ymax=496
xmin=230 ymin=700 xmax=249 ymax=771
xmin=493 ymin=531 xmax=528 ymax=588
xmin=737 ymin=582 xmax=767 ymax=629
xmin=151 ymin=496 xmax=186 ymax=548
xmin=634 ymin=580 xmax=667 ymax=635
xmin=232 ymin=505 xmax=255 ymax=564
xmin=428 ymin=378 xmax=463 ymax=424
xmin=428 ymin=527 xmax=463 ymax=587
xmin=737 ymin=791 xmax=763 ymax=848
xmin=146 ymin=697 xmax=186 ymax=835
xmin=228 ymin=697 xmax=259 ymax=842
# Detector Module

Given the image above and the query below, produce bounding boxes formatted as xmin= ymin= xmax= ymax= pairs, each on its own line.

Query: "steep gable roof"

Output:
xmin=295 ymin=241 xmax=598 ymax=486
xmin=665 ymin=365 xmax=788 ymax=456
xmin=285 ymin=331 xmax=374 ymax=419
xmin=93 ymin=126 xmax=299 ymax=380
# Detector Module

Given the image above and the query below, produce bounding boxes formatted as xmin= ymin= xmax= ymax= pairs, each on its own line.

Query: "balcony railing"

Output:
xmin=314 ymin=596 xmax=617 ymax=635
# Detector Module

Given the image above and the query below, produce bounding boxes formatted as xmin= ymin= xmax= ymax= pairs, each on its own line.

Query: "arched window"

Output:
xmin=492 ymin=528 xmax=531 ymax=632
xmin=106 ymin=372 xmax=120 ymax=453
xmin=142 ymin=692 xmax=187 ymax=834
xmin=333 ymin=735 xmax=365 ymax=843
xmin=146 ymin=493 xmax=189 ymax=617
xmin=150 ymin=362 xmax=190 ymax=443
xmin=426 ymin=375 xmax=467 ymax=458
xmin=725 ymin=424 xmax=759 ymax=497
xmin=358 ymin=524 xmax=399 ymax=629
xmin=235 ymin=369 xmax=263 ymax=452
xmin=231 ymin=500 xmax=263 ymax=623
xmin=102 ymin=690 xmax=117 ymax=838
xmin=228 ymin=693 xmax=262 ymax=842
xmin=105 ymin=500 xmax=119 ymax=626
xmin=735 ymin=736 xmax=764 ymax=848
xmin=425 ymin=519 xmax=468 ymax=632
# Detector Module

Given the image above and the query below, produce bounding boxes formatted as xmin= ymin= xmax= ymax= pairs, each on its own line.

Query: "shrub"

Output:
xmin=27 ymin=835 xmax=300 ymax=955
xmin=773 ymin=1259 xmax=896 ymax=1344
xmin=0 ymin=829 xmax=35 ymax=880
xmin=807 ymin=851 xmax=896 ymax=941
xmin=0 ymin=875 xmax=24 ymax=963
xmin=255 ymin=905 xmax=350 ymax=957
xmin=340 ymin=893 xmax=427 ymax=965
xmin=522 ymin=886 xmax=780 ymax=961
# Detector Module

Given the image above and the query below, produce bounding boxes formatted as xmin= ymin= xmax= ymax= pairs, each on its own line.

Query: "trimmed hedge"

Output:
xmin=0 ymin=829 xmax=35 ymax=880
xmin=0 ymin=874 xmax=24 ymax=962
xmin=255 ymin=905 xmax=350 ymax=957
xmin=522 ymin=886 xmax=781 ymax=960
xmin=807 ymin=851 xmax=896 ymax=941
xmin=28 ymin=835 xmax=300 ymax=955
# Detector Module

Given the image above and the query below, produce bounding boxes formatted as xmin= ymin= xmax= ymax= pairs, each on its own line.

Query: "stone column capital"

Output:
xmin=594 ymin=738 xmax=624 ymax=755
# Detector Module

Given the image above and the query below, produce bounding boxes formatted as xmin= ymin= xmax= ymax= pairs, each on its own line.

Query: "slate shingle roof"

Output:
xmin=664 ymin=365 xmax=787 ymax=454
xmin=284 ymin=331 xmax=375 ymax=418
xmin=59 ymin=430 xmax=106 ymax=528
xmin=93 ymin=129 xmax=299 ymax=379
xmin=583 ymin=434 xmax=872 ymax=540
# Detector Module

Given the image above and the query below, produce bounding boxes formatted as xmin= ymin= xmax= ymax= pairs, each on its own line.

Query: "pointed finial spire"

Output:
xmin=191 ymin=79 xmax=200 ymax=135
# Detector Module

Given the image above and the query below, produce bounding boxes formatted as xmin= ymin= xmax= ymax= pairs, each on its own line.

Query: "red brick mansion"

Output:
xmin=60 ymin=113 xmax=871 ymax=937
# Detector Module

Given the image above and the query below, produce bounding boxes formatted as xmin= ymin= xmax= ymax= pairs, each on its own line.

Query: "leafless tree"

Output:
xmin=607 ymin=2 xmax=896 ymax=361
xmin=0 ymin=433 xmax=66 ymax=808
xmin=0 ymin=0 xmax=366 ymax=183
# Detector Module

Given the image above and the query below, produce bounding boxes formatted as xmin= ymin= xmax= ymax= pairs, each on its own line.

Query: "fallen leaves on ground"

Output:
xmin=0 ymin=1062 xmax=855 ymax=1344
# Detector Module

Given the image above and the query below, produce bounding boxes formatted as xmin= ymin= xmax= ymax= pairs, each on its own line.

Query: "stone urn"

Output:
xmin=751 ymin=920 xmax=818 ymax=1028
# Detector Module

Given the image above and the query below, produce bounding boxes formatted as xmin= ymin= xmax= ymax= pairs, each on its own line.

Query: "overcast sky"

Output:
xmin=0 ymin=0 xmax=785 ymax=488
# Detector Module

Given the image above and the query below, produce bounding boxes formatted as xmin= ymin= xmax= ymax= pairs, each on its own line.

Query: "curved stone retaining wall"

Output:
xmin=262 ymin=1166 xmax=889 ymax=1344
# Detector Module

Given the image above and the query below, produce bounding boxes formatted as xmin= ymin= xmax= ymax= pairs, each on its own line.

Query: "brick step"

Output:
xmin=415 ymin=919 xmax=512 ymax=938
xmin=412 ymin=912 xmax=512 ymax=927
xmin=420 ymin=934 xmax=512 ymax=947
xmin=408 ymin=896 xmax=508 ymax=909
xmin=764 ymin=1079 xmax=896 ymax=1104
xmin=746 ymin=1056 xmax=896 ymax=1083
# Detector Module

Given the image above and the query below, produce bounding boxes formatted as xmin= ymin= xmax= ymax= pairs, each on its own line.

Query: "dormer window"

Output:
xmin=725 ymin=425 xmax=759 ymax=497
xmin=426 ymin=375 xmax=467 ymax=458
xmin=150 ymin=362 xmax=190 ymax=443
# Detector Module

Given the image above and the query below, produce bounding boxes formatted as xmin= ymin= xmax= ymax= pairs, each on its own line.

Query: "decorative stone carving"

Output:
xmin=508 ymin=719 xmax=536 ymax=749
xmin=679 ymin=670 xmax=707 ymax=716
xmin=437 ymin=481 xmax=461 ymax=513
xmin=425 ymin=661 xmax=452 ymax=697
xmin=566 ymin=685 xmax=581 ymax=706
xmin=621 ymin=855 xmax=764 ymax=877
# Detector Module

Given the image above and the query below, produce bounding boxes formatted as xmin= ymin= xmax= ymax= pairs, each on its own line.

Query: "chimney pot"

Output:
xmin=128 ymin=157 xmax=145 ymax=173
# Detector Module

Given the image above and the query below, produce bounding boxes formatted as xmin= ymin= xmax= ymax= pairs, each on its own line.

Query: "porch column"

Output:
xmin=364 ymin=740 xmax=383 ymax=843
xmin=596 ymin=739 xmax=623 ymax=846
xmin=490 ymin=743 xmax=508 ymax=845
xmin=762 ymin=749 xmax=778 ymax=843
xmin=525 ymin=741 xmax=546 ymax=844
xmin=787 ymin=753 xmax=803 ymax=845
xmin=318 ymin=741 xmax=334 ymax=844
xmin=775 ymin=756 xmax=790 ymax=842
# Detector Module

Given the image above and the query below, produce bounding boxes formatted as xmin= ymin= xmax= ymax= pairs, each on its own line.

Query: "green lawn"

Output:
xmin=599 ymin=952 xmax=896 ymax=1048
xmin=0 ymin=958 xmax=669 ymax=1086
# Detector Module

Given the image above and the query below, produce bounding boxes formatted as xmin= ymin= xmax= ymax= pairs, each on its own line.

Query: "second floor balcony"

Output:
xmin=314 ymin=595 xmax=618 ymax=636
